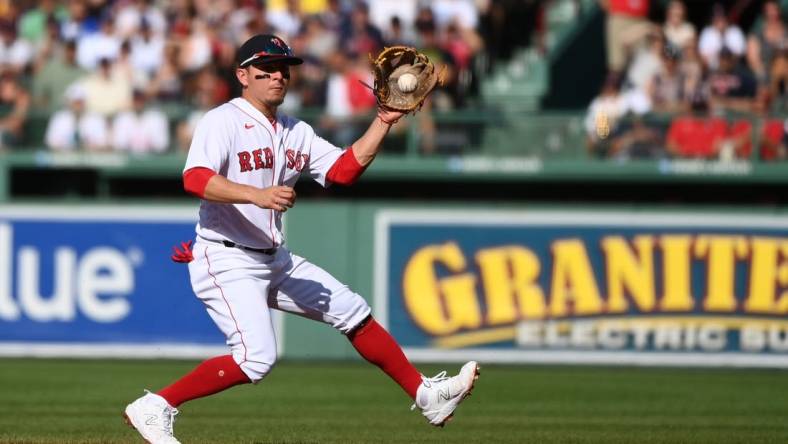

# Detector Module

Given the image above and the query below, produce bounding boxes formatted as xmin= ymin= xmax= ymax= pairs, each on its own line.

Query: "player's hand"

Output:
xmin=251 ymin=186 xmax=296 ymax=212
xmin=377 ymin=107 xmax=406 ymax=126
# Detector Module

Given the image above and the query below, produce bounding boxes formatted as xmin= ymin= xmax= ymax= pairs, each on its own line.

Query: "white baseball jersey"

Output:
xmin=184 ymin=97 xmax=344 ymax=249
xmin=183 ymin=97 xmax=370 ymax=382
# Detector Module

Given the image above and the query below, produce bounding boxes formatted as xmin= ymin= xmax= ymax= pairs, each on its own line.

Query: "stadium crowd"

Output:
xmin=6 ymin=0 xmax=784 ymax=162
xmin=0 ymin=0 xmax=502 ymax=153
xmin=588 ymin=0 xmax=788 ymax=161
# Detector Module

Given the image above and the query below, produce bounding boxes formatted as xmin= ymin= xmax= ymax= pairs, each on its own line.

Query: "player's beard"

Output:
xmin=263 ymin=88 xmax=287 ymax=107
xmin=265 ymin=96 xmax=285 ymax=107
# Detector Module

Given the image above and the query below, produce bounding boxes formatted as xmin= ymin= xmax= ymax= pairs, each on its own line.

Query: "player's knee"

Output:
xmin=239 ymin=354 xmax=277 ymax=383
xmin=333 ymin=293 xmax=372 ymax=334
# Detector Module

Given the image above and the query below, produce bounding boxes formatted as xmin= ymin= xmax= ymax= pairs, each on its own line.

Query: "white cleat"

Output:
xmin=411 ymin=361 xmax=480 ymax=427
xmin=123 ymin=390 xmax=181 ymax=444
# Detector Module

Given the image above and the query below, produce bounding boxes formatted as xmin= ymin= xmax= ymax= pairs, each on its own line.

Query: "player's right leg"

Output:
xmin=124 ymin=241 xmax=278 ymax=443
xmin=183 ymin=241 xmax=280 ymax=384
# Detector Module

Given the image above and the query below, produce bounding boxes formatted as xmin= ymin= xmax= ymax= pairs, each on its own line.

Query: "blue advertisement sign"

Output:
xmin=0 ymin=206 xmax=227 ymax=356
xmin=375 ymin=210 xmax=788 ymax=366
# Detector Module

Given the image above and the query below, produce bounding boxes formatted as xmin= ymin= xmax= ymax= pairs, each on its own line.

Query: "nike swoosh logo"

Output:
xmin=245 ymin=124 xmax=254 ymax=129
xmin=144 ymin=414 xmax=158 ymax=425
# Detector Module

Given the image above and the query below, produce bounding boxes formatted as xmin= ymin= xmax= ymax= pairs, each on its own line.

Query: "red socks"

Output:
xmin=349 ymin=318 xmax=423 ymax=399
xmin=158 ymin=355 xmax=251 ymax=407
xmin=157 ymin=319 xmax=421 ymax=407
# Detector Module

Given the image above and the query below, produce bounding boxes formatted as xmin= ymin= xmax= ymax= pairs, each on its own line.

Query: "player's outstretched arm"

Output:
xmin=202 ymin=174 xmax=296 ymax=212
xmin=350 ymin=107 xmax=406 ymax=166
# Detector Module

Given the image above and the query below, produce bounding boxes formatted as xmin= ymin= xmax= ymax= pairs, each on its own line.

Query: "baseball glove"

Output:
xmin=370 ymin=46 xmax=444 ymax=113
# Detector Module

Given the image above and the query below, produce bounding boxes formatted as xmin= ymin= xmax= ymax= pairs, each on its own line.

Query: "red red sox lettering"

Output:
xmin=285 ymin=149 xmax=309 ymax=171
xmin=237 ymin=148 xmax=308 ymax=172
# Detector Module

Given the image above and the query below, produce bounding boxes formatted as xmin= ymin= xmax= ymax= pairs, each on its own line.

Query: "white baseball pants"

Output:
xmin=188 ymin=239 xmax=371 ymax=382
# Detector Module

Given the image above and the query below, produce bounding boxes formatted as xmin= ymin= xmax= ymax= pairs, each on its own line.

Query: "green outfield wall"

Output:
xmin=3 ymin=201 xmax=788 ymax=367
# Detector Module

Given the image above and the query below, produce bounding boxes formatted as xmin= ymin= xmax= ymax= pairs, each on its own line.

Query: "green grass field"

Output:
xmin=0 ymin=359 xmax=787 ymax=443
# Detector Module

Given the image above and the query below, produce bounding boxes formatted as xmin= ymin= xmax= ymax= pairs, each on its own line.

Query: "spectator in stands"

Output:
xmin=586 ymin=72 xmax=652 ymax=156
xmin=747 ymin=0 xmax=786 ymax=86
xmin=190 ymin=65 xmax=231 ymax=112
xmin=176 ymin=89 xmax=214 ymax=152
xmin=626 ymin=30 xmax=666 ymax=96
xmin=267 ymin=0 xmax=303 ymax=40
xmin=768 ymin=42 xmax=788 ymax=109
xmin=130 ymin=20 xmax=165 ymax=79
xmin=679 ymin=36 xmax=704 ymax=88
xmin=585 ymin=73 xmax=628 ymax=154
xmin=0 ymin=71 xmax=29 ymax=149
xmin=346 ymin=52 xmax=377 ymax=112
xmin=708 ymin=47 xmax=757 ymax=113
xmin=321 ymin=0 xmax=348 ymax=34
xmin=699 ymin=4 xmax=746 ymax=70
xmin=76 ymin=14 xmax=120 ymax=70
xmin=111 ymin=89 xmax=169 ymax=154
xmin=147 ymin=42 xmax=182 ymax=102
xmin=178 ymin=17 xmax=213 ymax=75
xmin=323 ymin=49 xmax=354 ymax=123
xmin=115 ymin=40 xmax=149 ymax=90
xmin=665 ymin=113 xmax=728 ymax=158
xmin=442 ymin=19 xmax=482 ymax=108
xmin=61 ymin=0 xmax=92 ymax=42
xmin=114 ymin=0 xmax=167 ymax=39
xmin=0 ymin=22 xmax=34 ymax=73
xmin=598 ymin=0 xmax=653 ymax=75
xmin=165 ymin=0 xmax=195 ymax=39
xmin=0 ymin=0 xmax=19 ymax=24
xmin=233 ymin=6 xmax=274 ymax=53
xmin=609 ymin=117 xmax=664 ymax=159
xmin=384 ymin=16 xmax=415 ymax=47
xmin=32 ymin=39 xmax=86 ymax=112
xmin=18 ymin=0 xmax=65 ymax=44
xmin=44 ymin=83 xmax=108 ymax=151
xmin=414 ymin=8 xmax=457 ymax=110
xmin=295 ymin=54 xmax=329 ymax=108
xmin=322 ymin=49 xmax=376 ymax=147
xmin=33 ymin=15 xmax=66 ymax=72
xmin=760 ymin=118 xmax=788 ymax=160
xmin=225 ymin=0 xmax=262 ymax=46
xmin=432 ymin=0 xmax=479 ymax=31
xmin=724 ymin=119 xmax=755 ymax=160
xmin=82 ymin=57 xmax=133 ymax=116
xmin=648 ymin=44 xmax=690 ymax=113
xmin=300 ymin=15 xmax=338 ymax=61
xmin=443 ymin=16 xmax=483 ymax=69
xmin=663 ymin=1 xmax=695 ymax=50
xmin=340 ymin=2 xmax=385 ymax=58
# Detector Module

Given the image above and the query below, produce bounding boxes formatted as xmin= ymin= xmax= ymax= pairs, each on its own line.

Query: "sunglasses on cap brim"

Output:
xmin=240 ymin=52 xmax=303 ymax=68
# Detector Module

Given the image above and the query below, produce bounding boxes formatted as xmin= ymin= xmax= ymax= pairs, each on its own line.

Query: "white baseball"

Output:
xmin=398 ymin=73 xmax=418 ymax=92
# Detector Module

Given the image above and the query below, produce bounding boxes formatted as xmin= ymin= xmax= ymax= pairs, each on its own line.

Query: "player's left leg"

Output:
xmin=268 ymin=250 xmax=480 ymax=426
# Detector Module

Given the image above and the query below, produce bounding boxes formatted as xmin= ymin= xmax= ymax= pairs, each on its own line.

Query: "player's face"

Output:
xmin=242 ymin=62 xmax=290 ymax=107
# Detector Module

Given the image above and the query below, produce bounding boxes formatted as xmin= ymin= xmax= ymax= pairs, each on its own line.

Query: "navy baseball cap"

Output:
xmin=236 ymin=34 xmax=303 ymax=67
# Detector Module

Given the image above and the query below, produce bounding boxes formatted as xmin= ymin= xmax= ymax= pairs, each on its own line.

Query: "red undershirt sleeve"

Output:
xmin=183 ymin=167 xmax=217 ymax=198
xmin=326 ymin=147 xmax=367 ymax=186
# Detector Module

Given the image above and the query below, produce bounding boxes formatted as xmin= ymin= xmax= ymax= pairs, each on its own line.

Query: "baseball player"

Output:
xmin=123 ymin=34 xmax=479 ymax=444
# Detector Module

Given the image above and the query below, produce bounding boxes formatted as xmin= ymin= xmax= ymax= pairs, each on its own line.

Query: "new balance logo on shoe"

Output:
xmin=412 ymin=361 xmax=480 ymax=427
xmin=124 ymin=391 xmax=181 ymax=443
